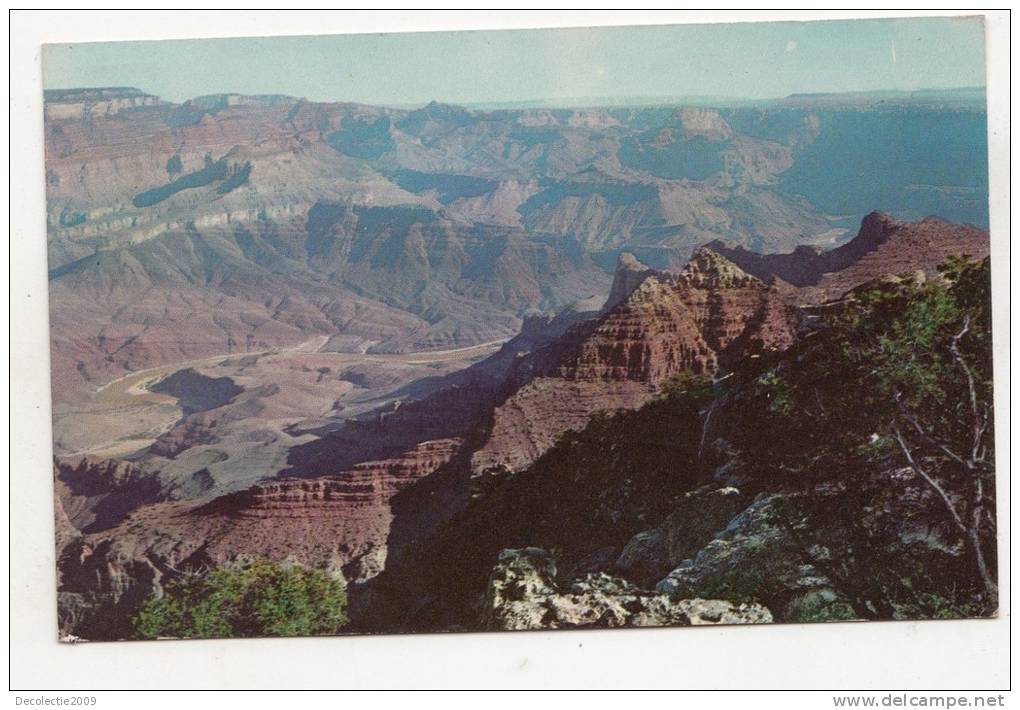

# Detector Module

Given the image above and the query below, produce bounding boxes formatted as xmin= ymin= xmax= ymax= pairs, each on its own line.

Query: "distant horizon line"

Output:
xmin=43 ymin=84 xmax=988 ymax=111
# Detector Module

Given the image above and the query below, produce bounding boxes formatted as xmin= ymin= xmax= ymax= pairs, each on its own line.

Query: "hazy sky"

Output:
xmin=42 ymin=16 xmax=986 ymax=106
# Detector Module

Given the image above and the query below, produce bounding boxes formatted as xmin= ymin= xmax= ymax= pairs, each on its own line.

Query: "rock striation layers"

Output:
xmin=46 ymin=88 xmax=985 ymax=405
xmin=706 ymin=211 xmax=990 ymax=304
xmin=57 ymin=438 xmax=462 ymax=638
xmin=471 ymin=247 xmax=799 ymax=474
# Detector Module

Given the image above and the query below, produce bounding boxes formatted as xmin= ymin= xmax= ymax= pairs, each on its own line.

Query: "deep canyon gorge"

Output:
xmin=45 ymin=86 xmax=995 ymax=639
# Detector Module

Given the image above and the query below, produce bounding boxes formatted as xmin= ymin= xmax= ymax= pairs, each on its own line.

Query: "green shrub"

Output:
xmin=134 ymin=559 xmax=348 ymax=639
xmin=734 ymin=257 xmax=996 ymax=618
xmin=658 ymin=371 xmax=714 ymax=404
xmin=58 ymin=210 xmax=87 ymax=228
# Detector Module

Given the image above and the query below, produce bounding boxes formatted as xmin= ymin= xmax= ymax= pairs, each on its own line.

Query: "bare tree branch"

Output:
xmin=893 ymin=426 xmax=997 ymax=599
xmin=893 ymin=426 xmax=967 ymax=535
xmin=949 ymin=315 xmax=986 ymax=464
xmin=895 ymin=395 xmax=968 ymax=467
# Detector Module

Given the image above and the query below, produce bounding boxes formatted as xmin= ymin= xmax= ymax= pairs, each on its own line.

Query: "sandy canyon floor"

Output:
xmin=52 ymin=337 xmax=505 ymax=492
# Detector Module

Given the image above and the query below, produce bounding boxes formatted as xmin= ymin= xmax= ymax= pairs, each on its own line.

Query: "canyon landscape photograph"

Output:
xmin=41 ymin=16 xmax=997 ymax=642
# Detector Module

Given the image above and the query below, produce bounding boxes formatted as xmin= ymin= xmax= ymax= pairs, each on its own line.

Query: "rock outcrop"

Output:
xmin=655 ymin=494 xmax=826 ymax=610
xmin=53 ymin=456 xmax=167 ymax=534
xmin=568 ymin=248 xmax=800 ymax=380
xmin=44 ymin=87 xmax=163 ymax=121
xmin=601 ymin=252 xmax=657 ymax=312
xmin=43 ymin=79 xmax=994 ymax=641
xmin=616 ymin=486 xmax=748 ymax=587
xmin=707 ymin=211 xmax=991 ymax=304
xmin=45 ymin=88 xmax=889 ymax=403
xmin=483 ymin=547 xmax=773 ymax=630
xmin=471 ymin=248 xmax=799 ymax=474
xmin=56 ymin=438 xmax=462 ymax=639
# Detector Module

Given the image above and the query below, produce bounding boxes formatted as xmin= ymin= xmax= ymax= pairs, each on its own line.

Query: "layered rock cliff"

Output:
xmin=357 ymin=253 xmax=995 ymax=634
xmin=471 ymin=247 xmax=799 ymax=474
xmin=706 ymin=211 xmax=991 ymax=303
xmin=57 ymin=438 xmax=462 ymax=639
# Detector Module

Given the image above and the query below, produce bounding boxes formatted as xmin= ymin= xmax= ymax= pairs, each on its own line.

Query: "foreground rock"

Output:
xmin=616 ymin=486 xmax=747 ymax=587
xmin=483 ymin=547 xmax=772 ymax=631
xmin=656 ymin=494 xmax=827 ymax=614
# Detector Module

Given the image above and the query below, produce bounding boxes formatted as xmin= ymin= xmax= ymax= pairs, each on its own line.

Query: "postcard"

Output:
xmin=43 ymin=16 xmax=995 ymax=642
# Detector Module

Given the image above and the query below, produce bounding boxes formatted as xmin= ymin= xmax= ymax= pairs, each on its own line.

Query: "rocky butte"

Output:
xmin=471 ymin=246 xmax=799 ymax=474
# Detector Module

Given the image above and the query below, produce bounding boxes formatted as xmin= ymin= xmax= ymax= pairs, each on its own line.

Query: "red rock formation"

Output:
xmin=706 ymin=212 xmax=990 ymax=304
xmin=569 ymin=249 xmax=798 ymax=381
xmin=57 ymin=436 xmax=467 ymax=637
xmin=601 ymin=252 xmax=657 ymax=313
xmin=800 ymin=214 xmax=990 ymax=303
xmin=215 ymin=438 xmax=464 ymax=522
xmin=60 ymin=436 xmax=462 ymax=615
xmin=472 ymin=249 xmax=799 ymax=474
xmin=471 ymin=215 xmax=988 ymax=476
xmin=54 ymin=214 xmax=992 ymax=639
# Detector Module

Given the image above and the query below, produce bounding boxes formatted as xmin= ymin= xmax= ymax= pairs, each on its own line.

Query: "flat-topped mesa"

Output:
xmin=44 ymin=87 xmax=158 ymax=103
xmin=44 ymin=87 xmax=164 ymax=121
xmin=183 ymin=93 xmax=299 ymax=109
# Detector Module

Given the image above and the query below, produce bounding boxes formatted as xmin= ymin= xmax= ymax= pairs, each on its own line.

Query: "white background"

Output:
xmin=6 ymin=9 xmax=1012 ymax=692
